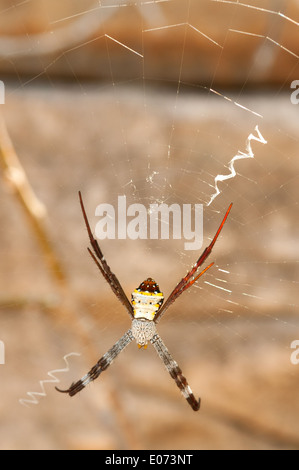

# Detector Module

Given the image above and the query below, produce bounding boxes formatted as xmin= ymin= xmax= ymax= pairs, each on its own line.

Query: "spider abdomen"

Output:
xmin=132 ymin=318 xmax=156 ymax=348
xmin=131 ymin=278 xmax=164 ymax=321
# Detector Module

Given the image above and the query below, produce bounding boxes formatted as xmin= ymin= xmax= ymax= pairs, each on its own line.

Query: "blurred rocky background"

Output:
xmin=0 ymin=0 xmax=299 ymax=450
xmin=0 ymin=0 xmax=298 ymax=86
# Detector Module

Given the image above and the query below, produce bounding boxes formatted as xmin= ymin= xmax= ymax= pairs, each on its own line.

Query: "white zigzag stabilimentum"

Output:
xmin=207 ymin=125 xmax=267 ymax=206
xmin=19 ymin=353 xmax=81 ymax=407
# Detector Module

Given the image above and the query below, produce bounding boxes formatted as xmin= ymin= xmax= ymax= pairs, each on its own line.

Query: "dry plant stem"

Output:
xmin=0 ymin=114 xmax=139 ymax=448
xmin=0 ymin=114 xmax=67 ymax=289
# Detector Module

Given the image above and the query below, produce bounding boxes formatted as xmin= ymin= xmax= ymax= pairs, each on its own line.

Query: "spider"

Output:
xmin=57 ymin=192 xmax=232 ymax=411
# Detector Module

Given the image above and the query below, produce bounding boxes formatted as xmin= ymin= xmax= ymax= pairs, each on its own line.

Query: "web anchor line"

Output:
xmin=207 ymin=125 xmax=267 ymax=206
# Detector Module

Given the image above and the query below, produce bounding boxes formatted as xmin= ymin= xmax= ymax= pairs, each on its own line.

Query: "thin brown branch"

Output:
xmin=0 ymin=113 xmax=140 ymax=448
xmin=0 ymin=113 xmax=67 ymax=289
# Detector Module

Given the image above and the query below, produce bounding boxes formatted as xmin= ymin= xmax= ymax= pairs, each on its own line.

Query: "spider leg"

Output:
xmin=150 ymin=334 xmax=200 ymax=411
xmin=155 ymin=203 xmax=232 ymax=322
xmin=79 ymin=191 xmax=134 ymax=318
xmin=155 ymin=262 xmax=215 ymax=316
xmin=56 ymin=329 xmax=134 ymax=397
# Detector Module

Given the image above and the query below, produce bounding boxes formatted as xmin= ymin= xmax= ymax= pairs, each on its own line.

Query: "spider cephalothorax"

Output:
xmin=56 ymin=192 xmax=232 ymax=411
xmin=131 ymin=318 xmax=156 ymax=349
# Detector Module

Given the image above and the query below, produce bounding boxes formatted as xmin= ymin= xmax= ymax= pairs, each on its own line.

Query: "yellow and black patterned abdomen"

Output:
xmin=131 ymin=278 xmax=164 ymax=321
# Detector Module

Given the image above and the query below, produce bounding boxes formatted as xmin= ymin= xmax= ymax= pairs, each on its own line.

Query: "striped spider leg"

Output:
xmin=57 ymin=193 xmax=232 ymax=411
xmin=154 ymin=202 xmax=233 ymax=324
xmin=57 ymin=329 xmax=134 ymax=397
xmin=78 ymin=191 xmax=134 ymax=319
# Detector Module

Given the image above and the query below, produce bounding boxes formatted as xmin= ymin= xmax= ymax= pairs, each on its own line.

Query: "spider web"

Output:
xmin=0 ymin=0 xmax=299 ymax=450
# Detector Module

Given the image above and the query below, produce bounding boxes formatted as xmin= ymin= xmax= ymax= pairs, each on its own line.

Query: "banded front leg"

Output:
xmin=56 ymin=329 xmax=134 ymax=396
xmin=150 ymin=334 xmax=201 ymax=411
